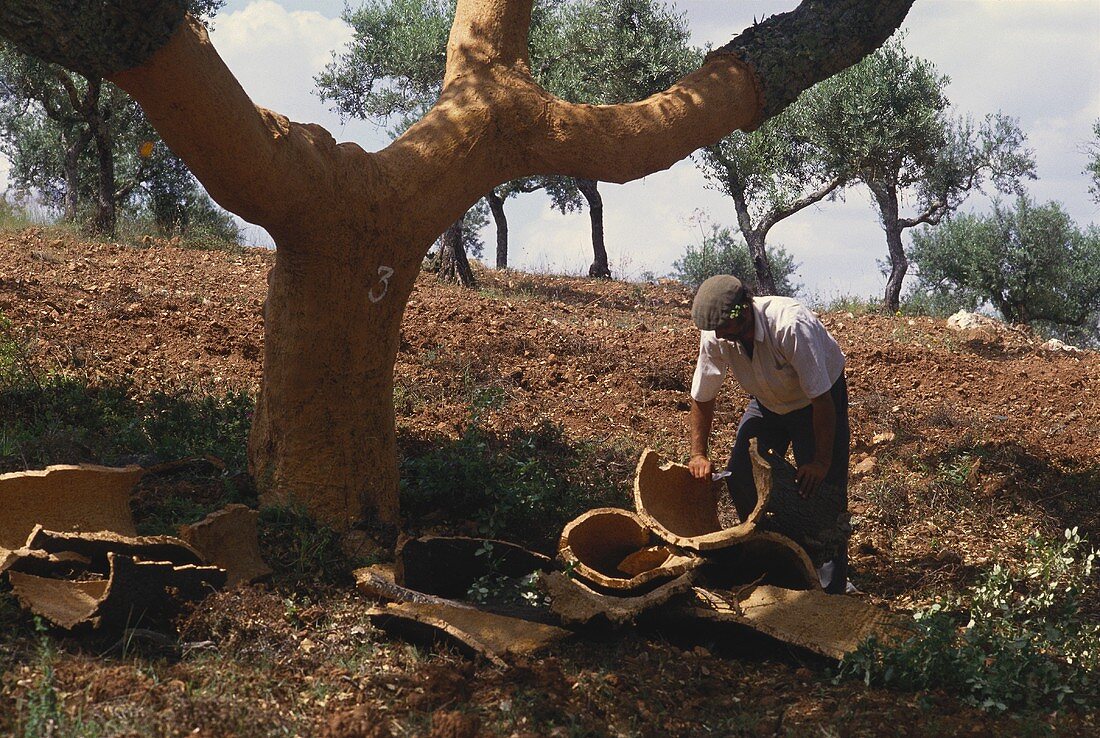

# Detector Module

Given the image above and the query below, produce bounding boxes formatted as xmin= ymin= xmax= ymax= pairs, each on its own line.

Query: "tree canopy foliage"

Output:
xmin=909 ymin=196 xmax=1100 ymax=344
xmin=695 ymin=81 xmax=844 ymax=295
xmin=810 ymin=37 xmax=1035 ymax=311
xmin=1086 ymin=119 xmax=1100 ymax=205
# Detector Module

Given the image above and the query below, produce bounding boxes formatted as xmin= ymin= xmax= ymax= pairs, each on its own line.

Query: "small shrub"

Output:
xmin=812 ymin=293 xmax=883 ymax=315
xmin=465 ymin=541 xmax=548 ymax=608
xmin=400 ymin=420 xmax=630 ymax=550
xmin=671 ymin=221 xmax=800 ymax=295
xmin=12 ymin=619 xmax=97 ymax=738
xmin=839 ymin=528 xmax=1099 ymax=713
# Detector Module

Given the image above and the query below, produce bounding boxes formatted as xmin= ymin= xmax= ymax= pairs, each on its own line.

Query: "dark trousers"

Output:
xmin=725 ymin=375 xmax=850 ymax=593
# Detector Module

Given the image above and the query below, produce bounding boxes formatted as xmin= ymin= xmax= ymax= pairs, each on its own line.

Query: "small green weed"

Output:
xmin=12 ymin=619 xmax=101 ymax=738
xmin=839 ymin=528 xmax=1099 ymax=713
xmin=465 ymin=541 xmax=548 ymax=608
xmin=863 ymin=479 xmax=910 ymax=529
xmin=259 ymin=504 xmax=349 ymax=587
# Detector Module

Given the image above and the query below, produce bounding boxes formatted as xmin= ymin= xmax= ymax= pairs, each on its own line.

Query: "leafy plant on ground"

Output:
xmin=258 ymin=504 xmax=350 ymax=588
xmin=400 ymin=418 xmax=630 ymax=551
xmin=465 ymin=541 xmax=548 ymax=609
xmin=839 ymin=528 xmax=1099 ymax=712
xmin=10 ymin=619 xmax=99 ymax=738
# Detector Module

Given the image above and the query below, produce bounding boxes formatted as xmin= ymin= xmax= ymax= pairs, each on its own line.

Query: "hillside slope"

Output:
xmin=1 ymin=229 xmax=1098 ymax=735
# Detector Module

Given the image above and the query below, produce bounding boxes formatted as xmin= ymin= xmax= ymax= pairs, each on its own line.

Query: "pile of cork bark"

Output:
xmin=358 ymin=443 xmax=903 ymax=664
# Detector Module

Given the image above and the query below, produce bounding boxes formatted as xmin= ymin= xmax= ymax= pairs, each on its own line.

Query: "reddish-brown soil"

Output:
xmin=1 ymin=229 xmax=1097 ymax=736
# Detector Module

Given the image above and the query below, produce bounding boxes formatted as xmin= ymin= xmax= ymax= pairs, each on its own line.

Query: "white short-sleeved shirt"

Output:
xmin=690 ymin=296 xmax=845 ymax=414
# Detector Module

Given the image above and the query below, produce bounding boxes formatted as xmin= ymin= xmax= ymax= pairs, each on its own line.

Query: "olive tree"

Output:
xmin=695 ymin=85 xmax=845 ymax=295
xmin=812 ymin=38 xmax=1035 ymax=312
xmin=0 ymin=0 xmax=915 ymax=528
xmin=0 ymin=1 xmax=225 ymax=236
xmin=909 ymin=196 xmax=1100 ymax=343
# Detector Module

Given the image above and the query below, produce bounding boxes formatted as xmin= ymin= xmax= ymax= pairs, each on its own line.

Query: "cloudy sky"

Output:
xmin=7 ymin=1 xmax=1099 ymax=299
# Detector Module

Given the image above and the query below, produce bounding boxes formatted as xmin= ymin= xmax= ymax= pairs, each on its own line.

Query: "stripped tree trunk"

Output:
xmin=0 ymin=0 xmax=916 ymax=528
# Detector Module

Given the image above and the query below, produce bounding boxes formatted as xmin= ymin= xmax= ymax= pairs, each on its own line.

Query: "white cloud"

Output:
xmin=211 ymin=1 xmax=388 ymax=148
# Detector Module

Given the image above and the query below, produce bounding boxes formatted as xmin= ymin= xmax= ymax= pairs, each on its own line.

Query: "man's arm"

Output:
xmin=688 ymin=398 xmax=717 ymax=480
xmin=795 ymin=390 xmax=835 ymax=496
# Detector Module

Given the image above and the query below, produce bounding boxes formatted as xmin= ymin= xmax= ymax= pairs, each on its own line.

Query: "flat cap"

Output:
xmin=691 ymin=275 xmax=746 ymax=330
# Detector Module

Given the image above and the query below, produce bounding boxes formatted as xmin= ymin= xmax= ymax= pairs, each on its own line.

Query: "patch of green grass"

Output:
xmin=0 ymin=374 xmax=253 ymax=473
xmin=10 ymin=619 xmax=104 ymax=738
xmin=1 ymin=319 xmax=255 ymax=531
xmin=400 ymin=418 xmax=631 ymax=550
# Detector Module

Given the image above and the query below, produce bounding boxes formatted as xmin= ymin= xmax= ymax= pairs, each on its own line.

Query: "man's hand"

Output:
xmin=795 ymin=460 xmax=829 ymax=497
xmin=688 ymin=454 xmax=714 ymax=481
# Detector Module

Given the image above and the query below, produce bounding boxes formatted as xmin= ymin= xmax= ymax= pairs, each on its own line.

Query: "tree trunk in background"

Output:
xmin=744 ymin=231 xmax=778 ymax=295
xmin=6 ymin=0 xmax=914 ymax=528
xmin=487 ymin=188 xmax=508 ymax=268
xmin=871 ymin=183 xmax=907 ymax=313
xmin=62 ymin=128 xmax=92 ymax=221
xmin=576 ymin=178 xmax=610 ymax=279
xmin=439 ymin=217 xmax=476 ymax=287
xmin=92 ymin=132 xmax=117 ymax=235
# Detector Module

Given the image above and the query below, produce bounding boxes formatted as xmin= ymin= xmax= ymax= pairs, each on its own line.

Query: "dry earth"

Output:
xmin=1 ymin=229 xmax=1098 ymax=736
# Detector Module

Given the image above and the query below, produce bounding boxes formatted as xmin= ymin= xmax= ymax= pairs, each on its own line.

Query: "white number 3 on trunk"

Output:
xmin=369 ymin=265 xmax=394 ymax=303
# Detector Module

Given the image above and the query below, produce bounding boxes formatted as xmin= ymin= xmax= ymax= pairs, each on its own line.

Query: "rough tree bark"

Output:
xmin=731 ymin=168 xmax=846 ymax=296
xmin=575 ymin=178 xmax=610 ymax=279
xmin=89 ymin=83 xmax=118 ymax=236
xmin=62 ymin=128 xmax=93 ymax=221
xmin=0 ymin=0 xmax=916 ymax=529
xmin=439 ymin=218 xmax=476 ymax=287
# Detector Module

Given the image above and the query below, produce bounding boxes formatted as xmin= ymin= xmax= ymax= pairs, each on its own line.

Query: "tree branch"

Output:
xmin=761 ymin=174 xmax=847 ymax=232
xmin=110 ymin=16 xmax=372 ymax=241
xmin=898 ymin=200 xmax=948 ymax=229
xmin=0 ymin=0 xmax=189 ymax=79
xmin=712 ymin=0 xmax=916 ymax=121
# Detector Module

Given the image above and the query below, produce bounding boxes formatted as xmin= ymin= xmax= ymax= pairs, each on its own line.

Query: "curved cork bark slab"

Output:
xmin=558 ymin=508 xmax=701 ymax=591
xmin=674 ymin=584 xmax=904 ymax=661
xmin=23 ymin=526 xmax=205 ymax=574
xmin=633 ymin=444 xmax=772 ymax=551
xmin=179 ymin=504 xmax=272 ymax=587
xmin=697 ymin=531 xmax=820 ymax=592
xmin=541 ymin=569 xmax=697 ymax=627
xmin=9 ymin=552 xmax=226 ymax=630
xmin=0 ymin=549 xmax=91 ymax=577
xmin=367 ymin=601 xmax=571 ymax=666
xmin=0 ymin=465 xmax=142 ymax=551
xmin=395 ymin=535 xmax=553 ymax=599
